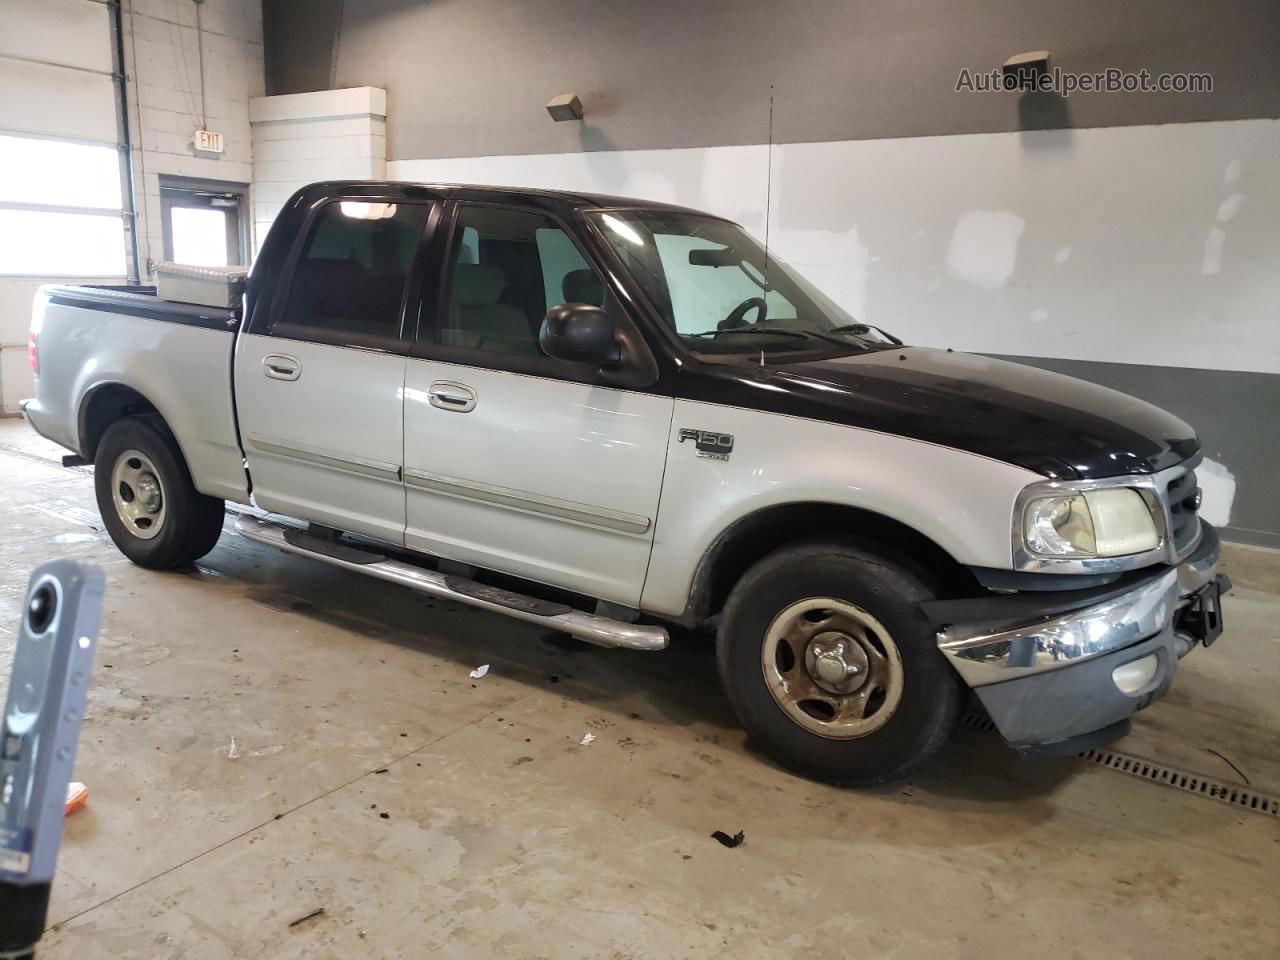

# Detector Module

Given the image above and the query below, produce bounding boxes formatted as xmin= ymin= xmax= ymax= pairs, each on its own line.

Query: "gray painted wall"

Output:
xmin=264 ymin=0 xmax=343 ymax=96
xmin=262 ymin=0 xmax=1280 ymax=547
xmin=1003 ymin=357 xmax=1279 ymax=549
xmin=267 ymin=0 xmax=1280 ymax=159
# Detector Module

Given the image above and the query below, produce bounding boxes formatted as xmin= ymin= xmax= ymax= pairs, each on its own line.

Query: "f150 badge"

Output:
xmin=679 ymin=428 xmax=734 ymax=461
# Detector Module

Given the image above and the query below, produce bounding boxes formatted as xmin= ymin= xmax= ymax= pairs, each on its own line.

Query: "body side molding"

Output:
xmin=246 ymin=433 xmax=401 ymax=483
xmin=404 ymin=468 xmax=652 ymax=535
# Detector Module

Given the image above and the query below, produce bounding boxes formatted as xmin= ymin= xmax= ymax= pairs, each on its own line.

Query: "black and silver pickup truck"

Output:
xmin=22 ymin=180 xmax=1229 ymax=784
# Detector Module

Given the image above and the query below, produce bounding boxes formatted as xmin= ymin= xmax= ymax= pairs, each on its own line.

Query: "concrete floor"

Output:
xmin=1 ymin=416 xmax=1277 ymax=959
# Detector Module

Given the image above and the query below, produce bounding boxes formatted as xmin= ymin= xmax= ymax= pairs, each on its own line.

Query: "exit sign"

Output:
xmin=193 ymin=129 xmax=224 ymax=153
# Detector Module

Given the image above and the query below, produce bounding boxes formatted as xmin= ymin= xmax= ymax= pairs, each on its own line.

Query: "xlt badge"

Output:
xmin=679 ymin=428 xmax=734 ymax=461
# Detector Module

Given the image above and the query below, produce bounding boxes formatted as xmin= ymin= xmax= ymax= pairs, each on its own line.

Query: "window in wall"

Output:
xmin=170 ymin=207 xmax=230 ymax=266
xmin=0 ymin=133 xmax=125 ymax=276
xmin=276 ymin=200 xmax=429 ymax=342
xmin=438 ymin=206 xmax=605 ymax=358
xmin=160 ymin=177 xmax=249 ymax=268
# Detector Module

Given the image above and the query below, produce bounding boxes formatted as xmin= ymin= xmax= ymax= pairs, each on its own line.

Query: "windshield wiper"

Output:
xmin=827 ymin=322 xmax=903 ymax=345
xmin=687 ymin=326 xmax=880 ymax=351
xmin=687 ymin=327 xmax=815 ymax=341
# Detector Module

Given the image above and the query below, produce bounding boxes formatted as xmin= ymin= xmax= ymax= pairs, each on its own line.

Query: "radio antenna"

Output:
xmin=763 ymin=84 xmax=775 ymax=274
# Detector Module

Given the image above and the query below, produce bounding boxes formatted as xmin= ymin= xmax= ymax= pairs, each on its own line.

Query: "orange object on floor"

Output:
xmin=65 ymin=782 xmax=88 ymax=816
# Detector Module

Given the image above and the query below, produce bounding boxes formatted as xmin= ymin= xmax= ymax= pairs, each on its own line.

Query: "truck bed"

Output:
xmin=22 ymin=283 xmax=250 ymax=504
xmin=39 ymin=283 xmax=240 ymax=329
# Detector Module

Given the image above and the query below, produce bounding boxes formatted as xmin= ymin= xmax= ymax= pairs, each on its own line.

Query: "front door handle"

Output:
xmin=427 ymin=380 xmax=477 ymax=413
xmin=263 ymin=354 xmax=301 ymax=381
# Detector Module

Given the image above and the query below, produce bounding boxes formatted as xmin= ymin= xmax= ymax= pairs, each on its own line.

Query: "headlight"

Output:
xmin=1023 ymin=488 xmax=1158 ymax=558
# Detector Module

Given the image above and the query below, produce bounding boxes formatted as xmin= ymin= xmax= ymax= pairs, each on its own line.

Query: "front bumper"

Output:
xmin=929 ymin=520 xmax=1227 ymax=753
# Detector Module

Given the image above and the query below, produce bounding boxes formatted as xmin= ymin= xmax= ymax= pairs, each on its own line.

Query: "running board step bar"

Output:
xmin=235 ymin=515 xmax=668 ymax=651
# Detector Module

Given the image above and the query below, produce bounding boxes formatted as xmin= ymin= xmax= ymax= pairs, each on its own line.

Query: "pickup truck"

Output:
xmin=22 ymin=180 xmax=1229 ymax=785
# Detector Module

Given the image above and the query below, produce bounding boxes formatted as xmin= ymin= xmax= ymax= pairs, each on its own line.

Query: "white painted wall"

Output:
xmin=0 ymin=0 xmax=264 ymax=413
xmin=124 ymin=0 xmax=264 ymax=273
xmin=0 ymin=0 xmax=120 ymax=414
xmin=390 ymin=118 xmax=1280 ymax=376
xmin=249 ymin=87 xmax=387 ymax=250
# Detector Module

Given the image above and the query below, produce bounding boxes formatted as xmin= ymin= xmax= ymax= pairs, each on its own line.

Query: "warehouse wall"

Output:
xmin=123 ymin=0 xmax=264 ymax=274
xmin=265 ymin=0 xmax=1280 ymax=546
xmin=0 ymin=0 xmax=264 ymax=413
xmin=0 ymin=0 xmax=120 ymax=414
xmin=268 ymin=0 xmax=1280 ymax=147
xmin=249 ymin=87 xmax=387 ymax=252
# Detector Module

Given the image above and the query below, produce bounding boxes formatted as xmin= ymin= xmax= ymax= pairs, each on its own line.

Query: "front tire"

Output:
xmin=94 ymin=417 xmax=225 ymax=569
xmin=717 ymin=540 xmax=962 ymax=786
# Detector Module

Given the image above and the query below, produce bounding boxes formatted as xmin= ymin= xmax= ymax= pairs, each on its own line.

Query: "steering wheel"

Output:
xmin=717 ymin=296 xmax=768 ymax=331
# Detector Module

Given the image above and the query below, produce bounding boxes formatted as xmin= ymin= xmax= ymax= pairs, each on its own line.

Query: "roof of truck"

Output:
xmin=302 ymin=180 xmax=725 ymax=219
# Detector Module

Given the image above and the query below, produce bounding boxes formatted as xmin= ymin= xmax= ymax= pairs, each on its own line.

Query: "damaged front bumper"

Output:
xmin=929 ymin=520 xmax=1228 ymax=755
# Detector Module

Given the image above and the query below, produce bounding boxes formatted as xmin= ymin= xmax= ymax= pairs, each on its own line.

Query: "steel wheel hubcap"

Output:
xmin=111 ymin=449 xmax=167 ymax=541
xmin=762 ymin=598 xmax=904 ymax=739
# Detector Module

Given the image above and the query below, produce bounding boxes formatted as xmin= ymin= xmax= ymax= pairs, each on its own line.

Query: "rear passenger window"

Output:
xmin=276 ymin=200 xmax=429 ymax=344
xmin=436 ymin=205 xmax=605 ymax=358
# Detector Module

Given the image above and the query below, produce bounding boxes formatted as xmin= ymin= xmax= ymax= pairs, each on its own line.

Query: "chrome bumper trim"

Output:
xmin=939 ymin=570 xmax=1181 ymax=687
xmin=1176 ymin=541 xmax=1220 ymax=594
xmin=941 ymin=518 xmax=1222 ymax=688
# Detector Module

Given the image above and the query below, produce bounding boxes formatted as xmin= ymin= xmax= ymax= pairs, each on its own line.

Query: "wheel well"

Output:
xmin=79 ymin=384 xmax=160 ymax=460
xmin=683 ymin=502 xmax=979 ymax=626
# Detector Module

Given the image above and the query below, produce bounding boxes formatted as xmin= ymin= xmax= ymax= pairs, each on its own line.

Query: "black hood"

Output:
xmin=681 ymin=347 xmax=1198 ymax=479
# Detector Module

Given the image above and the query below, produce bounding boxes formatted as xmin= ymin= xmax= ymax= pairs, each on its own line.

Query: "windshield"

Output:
xmin=590 ymin=210 xmax=895 ymax=355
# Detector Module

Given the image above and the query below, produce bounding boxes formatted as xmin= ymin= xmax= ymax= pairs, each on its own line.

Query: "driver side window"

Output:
xmin=436 ymin=205 xmax=606 ymax=358
xmin=652 ymin=234 xmax=798 ymax=334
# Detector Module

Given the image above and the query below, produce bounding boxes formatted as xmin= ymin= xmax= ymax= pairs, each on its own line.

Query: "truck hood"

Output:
xmin=691 ymin=346 xmax=1198 ymax=479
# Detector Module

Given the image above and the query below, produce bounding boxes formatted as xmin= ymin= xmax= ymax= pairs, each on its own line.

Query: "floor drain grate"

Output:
xmin=1077 ymin=748 xmax=1279 ymax=817
xmin=961 ymin=712 xmax=998 ymax=733
xmin=961 ymin=713 xmax=1278 ymax=818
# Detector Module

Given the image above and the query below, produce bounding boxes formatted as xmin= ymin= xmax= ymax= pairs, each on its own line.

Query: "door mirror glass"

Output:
xmin=539 ymin=304 xmax=622 ymax=366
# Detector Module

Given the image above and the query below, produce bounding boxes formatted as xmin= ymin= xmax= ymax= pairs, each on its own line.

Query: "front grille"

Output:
xmin=1165 ymin=467 xmax=1200 ymax=555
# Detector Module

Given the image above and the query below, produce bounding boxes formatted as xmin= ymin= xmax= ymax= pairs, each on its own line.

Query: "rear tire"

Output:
xmin=94 ymin=417 xmax=225 ymax=569
xmin=717 ymin=540 xmax=962 ymax=786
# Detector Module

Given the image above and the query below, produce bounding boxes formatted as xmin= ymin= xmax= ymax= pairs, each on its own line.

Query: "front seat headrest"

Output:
xmin=561 ymin=268 xmax=605 ymax=306
xmin=453 ymin=263 xmax=506 ymax=306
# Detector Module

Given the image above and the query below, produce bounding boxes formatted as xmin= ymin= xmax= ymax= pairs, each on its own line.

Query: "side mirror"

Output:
xmin=539 ymin=304 xmax=622 ymax=366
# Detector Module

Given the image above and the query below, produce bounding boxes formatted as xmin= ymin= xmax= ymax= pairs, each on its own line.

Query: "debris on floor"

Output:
xmin=227 ymin=737 xmax=240 ymax=760
xmin=288 ymin=908 xmax=326 ymax=929
xmin=469 ymin=664 xmax=490 ymax=679
xmin=65 ymin=782 xmax=89 ymax=816
xmin=580 ymin=732 xmax=596 ymax=746
xmin=1207 ymin=747 xmax=1251 ymax=784
xmin=711 ymin=829 xmax=745 ymax=848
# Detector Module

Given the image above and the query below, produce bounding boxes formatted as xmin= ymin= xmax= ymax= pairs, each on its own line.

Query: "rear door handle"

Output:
xmin=427 ymin=381 xmax=477 ymax=413
xmin=263 ymin=354 xmax=301 ymax=381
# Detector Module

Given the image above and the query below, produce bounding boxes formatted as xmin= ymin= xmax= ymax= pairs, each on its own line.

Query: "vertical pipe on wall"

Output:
xmin=107 ymin=0 xmax=141 ymax=283
xmin=328 ymin=0 xmax=346 ymax=89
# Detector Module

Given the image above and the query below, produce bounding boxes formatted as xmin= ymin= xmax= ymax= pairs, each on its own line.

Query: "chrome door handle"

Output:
xmin=263 ymin=354 xmax=301 ymax=381
xmin=427 ymin=380 xmax=477 ymax=413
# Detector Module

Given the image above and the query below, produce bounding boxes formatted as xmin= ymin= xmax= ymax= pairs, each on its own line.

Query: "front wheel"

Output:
xmin=94 ymin=417 xmax=225 ymax=569
xmin=717 ymin=541 xmax=963 ymax=786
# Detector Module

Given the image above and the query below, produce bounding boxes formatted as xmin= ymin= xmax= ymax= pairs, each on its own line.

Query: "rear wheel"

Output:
xmin=717 ymin=540 xmax=962 ymax=786
xmin=94 ymin=418 xmax=225 ymax=569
